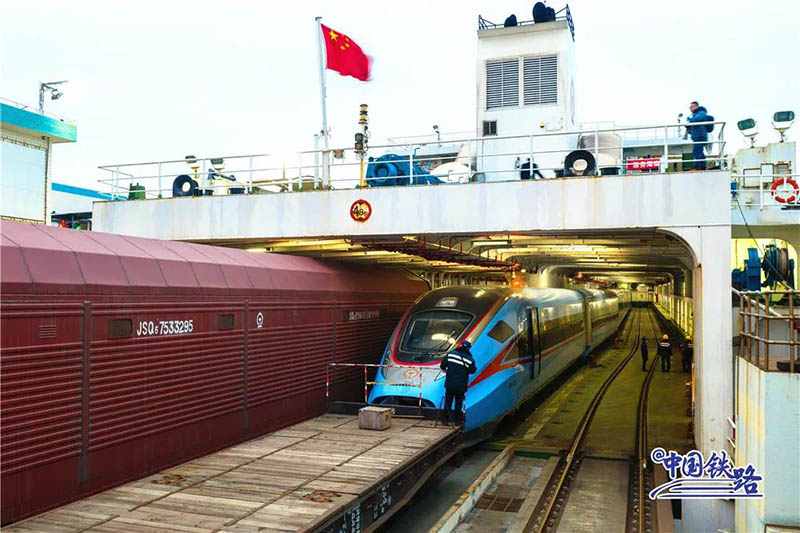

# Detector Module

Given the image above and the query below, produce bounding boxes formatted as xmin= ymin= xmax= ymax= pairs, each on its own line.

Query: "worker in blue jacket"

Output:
xmin=640 ymin=336 xmax=649 ymax=371
xmin=440 ymin=340 xmax=477 ymax=426
xmin=685 ymin=101 xmax=710 ymax=170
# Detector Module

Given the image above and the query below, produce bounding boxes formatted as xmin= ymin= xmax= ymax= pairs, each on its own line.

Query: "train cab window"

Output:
xmin=488 ymin=320 xmax=514 ymax=343
xmin=504 ymin=319 xmax=532 ymax=362
xmin=399 ymin=310 xmax=472 ymax=361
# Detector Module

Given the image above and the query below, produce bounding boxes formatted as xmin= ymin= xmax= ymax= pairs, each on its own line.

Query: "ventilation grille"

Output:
xmin=486 ymin=59 xmax=519 ymax=109
xmin=39 ymin=324 xmax=56 ymax=339
xmin=523 ymin=54 xmax=558 ymax=106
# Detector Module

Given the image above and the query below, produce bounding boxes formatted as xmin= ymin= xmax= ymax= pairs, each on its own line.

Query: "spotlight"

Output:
xmin=772 ymin=110 xmax=795 ymax=143
xmin=38 ymin=80 xmax=68 ymax=113
xmin=737 ymin=118 xmax=758 ymax=147
xmin=210 ymin=158 xmax=225 ymax=172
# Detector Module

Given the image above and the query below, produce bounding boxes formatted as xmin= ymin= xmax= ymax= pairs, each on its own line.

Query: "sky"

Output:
xmin=2 ymin=0 xmax=799 ymax=190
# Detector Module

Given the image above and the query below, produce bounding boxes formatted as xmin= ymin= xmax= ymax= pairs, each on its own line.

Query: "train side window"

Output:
xmin=218 ymin=314 xmax=235 ymax=330
xmin=488 ymin=320 xmax=514 ymax=343
xmin=109 ymin=319 xmax=133 ymax=339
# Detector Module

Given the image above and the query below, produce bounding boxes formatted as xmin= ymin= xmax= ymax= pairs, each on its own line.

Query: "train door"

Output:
xmin=582 ymin=298 xmax=592 ymax=350
xmin=536 ymin=308 xmax=543 ymax=376
xmin=527 ymin=307 xmax=542 ymax=380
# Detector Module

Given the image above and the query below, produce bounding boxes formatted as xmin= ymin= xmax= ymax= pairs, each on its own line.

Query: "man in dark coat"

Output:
xmin=658 ymin=334 xmax=672 ymax=372
xmin=520 ymin=158 xmax=545 ymax=180
xmin=682 ymin=336 xmax=693 ymax=372
xmin=640 ymin=335 xmax=649 ymax=371
xmin=440 ymin=340 xmax=477 ymax=426
xmin=686 ymin=101 xmax=710 ymax=170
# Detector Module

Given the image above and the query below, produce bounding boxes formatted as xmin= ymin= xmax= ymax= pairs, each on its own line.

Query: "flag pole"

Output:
xmin=315 ymin=16 xmax=330 ymax=188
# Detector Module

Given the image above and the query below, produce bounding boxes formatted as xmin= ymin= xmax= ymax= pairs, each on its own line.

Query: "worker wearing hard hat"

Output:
xmin=658 ymin=334 xmax=672 ymax=372
xmin=682 ymin=336 xmax=693 ymax=373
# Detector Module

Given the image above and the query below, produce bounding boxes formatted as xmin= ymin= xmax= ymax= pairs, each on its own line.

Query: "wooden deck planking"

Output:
xmin=5 ymin=414 xmax=456 ymax=533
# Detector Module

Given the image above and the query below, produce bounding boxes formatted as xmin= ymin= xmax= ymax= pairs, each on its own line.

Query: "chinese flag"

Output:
xmin=321 ymin=24 xmax=371 ymax=82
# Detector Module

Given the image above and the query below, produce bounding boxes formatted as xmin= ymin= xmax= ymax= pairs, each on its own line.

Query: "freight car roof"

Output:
xmin=0 ymin=221 xmax=425 ymax=296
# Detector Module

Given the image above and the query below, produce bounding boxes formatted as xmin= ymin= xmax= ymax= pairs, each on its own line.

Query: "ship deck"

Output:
xmin=5 ymin=414 xmax=461 ymax=533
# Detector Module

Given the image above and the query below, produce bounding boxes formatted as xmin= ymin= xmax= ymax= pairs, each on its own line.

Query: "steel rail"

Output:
xmin=533 ymin=308 xmax=643 ymax=533
xmin=629 ymin=309 xmax=659 ymax=533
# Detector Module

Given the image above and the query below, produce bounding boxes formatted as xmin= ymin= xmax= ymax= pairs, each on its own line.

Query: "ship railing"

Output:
xmin=478 ymin=4 xmax=575 ymax=41
xmin=386 ymin=130 xmax=476 ymax=145
xmin=326 ymin=362 xmax=440 ymax=408
xmin=0 ymin=96 xmax=75 ymax=123
xmin=731 ymin=172 xmax=800 ymax=209
xmin=96 ymin=120 xmax=727 ymax=200
xmin=737 ymin=290 xmax=800 ymax=372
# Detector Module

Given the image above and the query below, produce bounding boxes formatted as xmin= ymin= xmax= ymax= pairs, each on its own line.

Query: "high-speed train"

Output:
xmin=368 ymin=286 xmax=625 ymax=443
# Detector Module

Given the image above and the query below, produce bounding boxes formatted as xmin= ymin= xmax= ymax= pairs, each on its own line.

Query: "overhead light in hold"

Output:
xmin=245 ymin=247 xmax=267 ymax=253
xmin=772 ymin=110 xmax=795 ymax=143
xmin=473 ymin=239 xmax=511 ymax=246
xmin=737 ymin=118 xmax=758 ymax=147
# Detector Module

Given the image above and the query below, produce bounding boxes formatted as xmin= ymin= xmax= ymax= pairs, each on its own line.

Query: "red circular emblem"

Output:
xmin=350 ymin=199 xmax=372 ymax=222
xmin=403 ymin=368 xmax=420 ymax=380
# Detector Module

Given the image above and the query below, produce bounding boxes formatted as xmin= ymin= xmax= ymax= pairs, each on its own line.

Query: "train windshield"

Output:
xmin=398 ymin=310 xmax=472 ymax=362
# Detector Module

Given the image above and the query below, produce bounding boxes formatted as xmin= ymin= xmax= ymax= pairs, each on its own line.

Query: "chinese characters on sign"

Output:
xmin=649 ymin=448 xmax=763 ymax=500
xmin=626 ymin=157 xmax=661 ymax=172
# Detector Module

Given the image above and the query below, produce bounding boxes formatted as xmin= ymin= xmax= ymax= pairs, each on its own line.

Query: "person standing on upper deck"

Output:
xmin=440 ymin=340 xmax=477 ymax=426
xmin=685 ymin=101 xmax=710 ymax=171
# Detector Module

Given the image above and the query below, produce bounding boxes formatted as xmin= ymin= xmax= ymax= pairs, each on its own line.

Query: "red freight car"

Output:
xmin=0 ymin=221 xmax=427 ymax=524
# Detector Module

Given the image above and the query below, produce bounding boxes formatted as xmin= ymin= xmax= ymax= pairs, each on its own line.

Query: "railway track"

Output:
xmin=425 ymin=307 xmax=676 ymax=533
xmin=527 ymin=308 xmax=645 ymax=533
xmin=627 ymin=310 xmax=659 ymax=533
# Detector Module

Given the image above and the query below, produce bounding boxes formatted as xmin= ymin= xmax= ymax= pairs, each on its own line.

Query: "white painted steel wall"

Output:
xmin=476 ymin=21 xmax=577 ymax=180
xmin=736 ymin=357 xmax=800 ymax=531
xmin=93 ymin=171 xmax=728 ymax=241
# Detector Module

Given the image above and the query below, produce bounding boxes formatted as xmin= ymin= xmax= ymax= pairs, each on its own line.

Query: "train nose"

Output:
xmin=369 ymin=366 xmax=445 ymax=407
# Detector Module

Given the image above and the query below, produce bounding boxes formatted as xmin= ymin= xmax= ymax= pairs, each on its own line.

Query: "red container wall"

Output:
xmin=0 ymin=222 xmax=426 ymax=524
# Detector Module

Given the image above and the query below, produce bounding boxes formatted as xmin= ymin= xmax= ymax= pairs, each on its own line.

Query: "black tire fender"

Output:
xmin=172 ymin=174 xmax=198 ymax=197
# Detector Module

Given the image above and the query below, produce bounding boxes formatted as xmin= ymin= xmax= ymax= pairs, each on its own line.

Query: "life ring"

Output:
xmin=770 ymin=177 xmax=799 ymax=204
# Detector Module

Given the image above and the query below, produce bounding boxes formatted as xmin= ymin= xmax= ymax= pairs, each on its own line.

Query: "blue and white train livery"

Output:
xmin=368 ymin=286 xmax=624 ymax=444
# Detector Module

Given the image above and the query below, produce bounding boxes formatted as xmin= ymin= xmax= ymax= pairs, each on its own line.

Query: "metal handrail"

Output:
xmin=96 ymin=120 xmax=729 ymax=200
xmin=731 ymin=173 xmax=800 ymax=209
xmin=98 ymin=120 xmax=726 ymax=168
xmin=478 ymin=4 xmax=575 ymax=41
xmin=325 ymin=362 xmax=440 ymax=408
xmin=737 ymin=289 xmax=798 ymax=372
xmin=0 ymin=96 xmax=75 ymax=123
